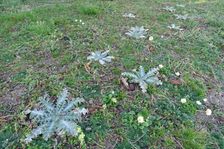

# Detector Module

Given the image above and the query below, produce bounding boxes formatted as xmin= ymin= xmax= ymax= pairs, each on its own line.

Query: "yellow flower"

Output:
xmin=79 ymin=133 xmax=85 ymax=140
xmin=102 ymin=104 xmax=107 ymax=109
xmin=111 ymin=98 xmax=117 ymax=103
xmin=78 ymin=132 xmax=85 ymax=145
xmin=77 ymin=127 xmax=82 ymax=133
xmin=137 ymin=115 xmax=145 ymax=123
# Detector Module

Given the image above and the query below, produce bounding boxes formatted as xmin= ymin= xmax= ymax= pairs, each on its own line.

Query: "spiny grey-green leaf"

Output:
xmin=87 ymin=50 xmax=114 ymax=65
xmin=122 ymin=66 xmax=162 ymax=93
xmin=125 ymin=26 xmax=148 ymax=39
xmin=25 ymin=88 xmax=88 ymax=143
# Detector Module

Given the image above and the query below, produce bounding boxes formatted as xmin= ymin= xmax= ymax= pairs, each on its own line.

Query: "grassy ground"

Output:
xmin=0 ymin=0 xmax=224 ymax=148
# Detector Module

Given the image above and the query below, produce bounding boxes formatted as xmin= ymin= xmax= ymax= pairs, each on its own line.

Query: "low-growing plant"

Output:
xmin=125 ymin=26 xmax=148 ymax=39
xmin=87 ymin=50 xmax=114 ymax=65
xmin=122 ymin=66 xmax=162 ymax=93
xmin=24 ymin=88 xmax=88 ymax=143
xmin=162 ymin=6 xmax=176 ymax=12
xmin=168 ymin=24 xmax=183 ymax=31
xmin=174 ymin=128 xmax=206 ymax=149
xmin=78 ymin=5 xmax=101 ymax=15
xmin=174 ymin=14 xmax=189 ymax=20
xmin=102 ymin=91 xmax=125 ymax=107
xmin=123 ymin=13 xmax=136 ymax=18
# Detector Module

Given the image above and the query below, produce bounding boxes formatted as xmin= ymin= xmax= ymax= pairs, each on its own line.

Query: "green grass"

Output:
xmin=0 ymin=0 xmax=224 ymax=148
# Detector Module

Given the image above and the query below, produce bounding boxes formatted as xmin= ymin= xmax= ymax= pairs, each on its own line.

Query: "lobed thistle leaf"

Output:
xmin=168 ymin=24 xmax=183 ymax=31
xmin=176 ymin=4 xmax=185 ymax=8
xmin=125 ymin=26 xmax=148 ymax=39
xmin=123 ymin=13 xmax=136 ymax=18
xmin=174 ymin=14 xmax=189 ymax=20
xmin=122 ymin=66 xmax=162 ymax=93
xmin=24 ymin=88 xmax=88 ymax=143
xmin=87 ymin=50 xmax=114 ymax=65
xmin=162 ymin=6 xmax=176 ymax=12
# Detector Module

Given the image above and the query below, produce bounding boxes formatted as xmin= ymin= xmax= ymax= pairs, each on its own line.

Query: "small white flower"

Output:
xmin=203 ymin=98 xmax=208 ymax=102
xmin=158 ymin=64 xmax=164 ymax=69
xmin=82 ymin=22 xmax=85 ymax=25
xmin=111 ymin=98 xmax=117 ymax=103
xmin=196 ymin=101 xmax=202 ymax=105
xmin=181 ymin=98 xmax=187 ymax=104
xmin=175 ymin=72 xmax=180 ymax=76
xmin=205 ymin=109 xmax=212 ymax=116
xmin=137 ymin=115 xmax=145 ymax=123
xmin=149 ymin=36 xmax=154 ymax=41
xmin=79 ymin=20 xmax=82 ymax=22
xmin=75 ymin=19 xmax=78 ymax=22
xmin=102 ymin=104 xmax=107 ymax=109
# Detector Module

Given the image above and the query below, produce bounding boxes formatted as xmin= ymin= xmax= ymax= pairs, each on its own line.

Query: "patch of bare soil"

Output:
xmin=196 ymin=90 xmax=224 ymax=132
xmin=207 ymin=90 xmax=224 ymax=110
xmin=35 ymin=50 xmax=68 ymax=75
xmin=0 ymin=85 xmax=27 ymax=124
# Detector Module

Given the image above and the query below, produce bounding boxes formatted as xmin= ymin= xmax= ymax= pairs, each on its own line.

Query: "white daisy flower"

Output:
xmin=137 ymin=115 xmax=145 ymax=123
xmin=196 ymin=101 xmax=202 ymax=105
xmin=203 ymin=98 xmax=208 ymax=102
xmin=205 ymin=109 xmax=212 ymax=116
xmin=175 ymin=72 xmax=181 ymax=77
xmin=181 ymin=98 xmax=187 ymax=104
xmin=149 ymin=36 xmax=154 ymax=41
xmin=158 ymin=64 xmax=164 ymax=69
